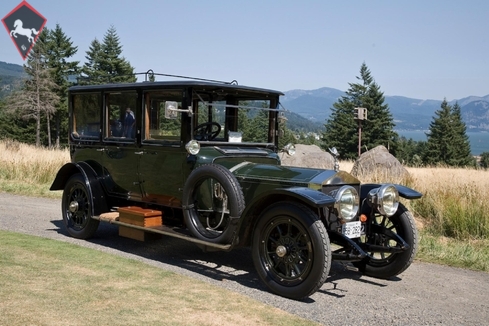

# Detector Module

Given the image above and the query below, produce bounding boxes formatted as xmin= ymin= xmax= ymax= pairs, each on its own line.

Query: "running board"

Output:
xmin=92 ymin=214 xmax=232 ymax=250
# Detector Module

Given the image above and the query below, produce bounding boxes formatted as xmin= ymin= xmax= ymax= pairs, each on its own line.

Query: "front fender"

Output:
xmin=236 ymin=186 xmax=335 ymax=247
xmin=360 ymin=183 xmax=422 ymax=199
xmin=252 ymin=187 xmax=336 ymax=211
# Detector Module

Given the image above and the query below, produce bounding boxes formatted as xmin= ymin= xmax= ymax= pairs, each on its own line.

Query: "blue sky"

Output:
xmin=1 ymin=0 xmax=488 ymax=101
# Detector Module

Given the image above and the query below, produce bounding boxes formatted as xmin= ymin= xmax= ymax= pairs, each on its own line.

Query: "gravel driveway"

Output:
xmin=1 ymin=192 xmax=488 ymax=325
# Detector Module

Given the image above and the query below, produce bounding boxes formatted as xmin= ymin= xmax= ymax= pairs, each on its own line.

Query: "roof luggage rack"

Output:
xmin=73 ymin=69 xmax=238 ymax=86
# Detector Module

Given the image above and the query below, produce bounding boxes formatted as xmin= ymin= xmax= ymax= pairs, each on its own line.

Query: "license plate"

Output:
xmin=342 ymin=221 xmax=361 ymax=238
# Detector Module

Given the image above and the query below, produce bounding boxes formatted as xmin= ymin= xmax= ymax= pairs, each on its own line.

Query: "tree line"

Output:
xmin=0 ymin=24 xmax=486 ymax=167
xmin=321 ymin=62 xmax=480 ymax=167
xmin=0 ymin=25 xmax=134 ymax=147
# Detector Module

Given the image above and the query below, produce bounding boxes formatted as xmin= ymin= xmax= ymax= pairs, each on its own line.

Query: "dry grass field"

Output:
xmin=0 ymin=139 xmax=69 ymax=197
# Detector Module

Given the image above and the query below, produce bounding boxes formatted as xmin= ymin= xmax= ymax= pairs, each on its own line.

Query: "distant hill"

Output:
xmin=1 ymin=60 xmax=489 ymax=131
xmin=461 ymin=100 xmax=489 ymax=131
xmin=0 ymin=61 xmax=25 ymax=98
xmin=0 ymin=61 xmax=24 ymax=77
xmin=281 ymin=88 xmax=489 ymax=132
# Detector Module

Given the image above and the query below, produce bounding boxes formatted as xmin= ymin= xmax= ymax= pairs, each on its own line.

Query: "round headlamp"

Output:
xmin=367 ymin=184 xmax=399 ymax=217
xmin=283 ymin=143 xmax=296 ymax=156
xmin=332 ymin=186 xmax=359 ymax=221
xmin=185 ymin=140 xmax=200 ymax=155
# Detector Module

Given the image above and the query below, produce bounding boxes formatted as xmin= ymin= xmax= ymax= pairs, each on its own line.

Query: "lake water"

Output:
xmin=397 ymin=130 xmax=489 ymax=155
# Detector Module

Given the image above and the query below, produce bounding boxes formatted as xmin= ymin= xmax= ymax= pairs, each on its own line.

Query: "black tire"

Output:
xmin=252 ymin=202 xmax=331 ymax=300
xmin=355 ymin=203 xmax=418 ymax=279
xmin=183 ymin=164 xmax=245 ymax=244
xmin=62 ymin=173 xmax=100 ymax=239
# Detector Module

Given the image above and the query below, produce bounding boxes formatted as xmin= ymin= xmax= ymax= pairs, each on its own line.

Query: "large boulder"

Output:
xmin=351 ymin=145 xmax=410 ymax=183
xmin=280 ymin=144 xmax=335 ymax=169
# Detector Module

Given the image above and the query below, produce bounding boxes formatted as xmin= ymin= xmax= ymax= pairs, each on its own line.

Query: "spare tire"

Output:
xmin=182 ymin=164 xmax=245 ymax=244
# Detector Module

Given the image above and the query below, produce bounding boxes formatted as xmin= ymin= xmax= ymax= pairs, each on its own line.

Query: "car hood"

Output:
xmin=229 ymin=161 xmax=360 ymax=188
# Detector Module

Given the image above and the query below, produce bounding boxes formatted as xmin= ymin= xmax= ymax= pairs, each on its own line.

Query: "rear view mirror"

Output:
xmin=165 ymin=101 xmax=193 ymax=119
xmin=165 ymin=101 xmax=179 ymax=119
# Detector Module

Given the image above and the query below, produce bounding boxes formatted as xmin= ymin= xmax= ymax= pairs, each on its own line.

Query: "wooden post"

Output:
xmin=358 ymin=119 xmax=362 ymax=157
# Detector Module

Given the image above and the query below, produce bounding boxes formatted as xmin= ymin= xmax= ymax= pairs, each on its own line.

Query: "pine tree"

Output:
xmin=425 ymin=100 xmax=473 ymax=166
xmin=322 ymin=63 xmax=397 ymax=159
xmin=246 ymin=109 xmax=269 ymax=142
xmin=448 ymin=103 xmax=473 ymax=166
xmin=480 ymin=152 xmax=489 ymax=169
xmin=425 ymin=100 xmax=452 ymax=165
xmin=396 ymin=136 xmax=428 ymax=166
xmin=82 ymin=26 xmax=136 ymax=84
xmin=6 ymin=36 xmax=60 ymax=147
xmin=43 ymin=24 xmax=79 ymax=147
xmin=277 ymin=114 xmax=296 ymax=149
xmin=81 ymin=38 xmax=103 ymax=84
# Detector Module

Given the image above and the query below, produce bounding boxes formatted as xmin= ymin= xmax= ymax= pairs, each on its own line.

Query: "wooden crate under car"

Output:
xmin=118 ymin=206 xmax=163 ymax=241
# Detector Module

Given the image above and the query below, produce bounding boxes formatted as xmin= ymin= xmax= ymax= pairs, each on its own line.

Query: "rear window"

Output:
xmin=71 ymin=93 xmax=102 ymax=139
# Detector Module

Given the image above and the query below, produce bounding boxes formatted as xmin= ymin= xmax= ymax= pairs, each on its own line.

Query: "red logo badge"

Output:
xmin=2 ymin=1 xmax=47 ymax=60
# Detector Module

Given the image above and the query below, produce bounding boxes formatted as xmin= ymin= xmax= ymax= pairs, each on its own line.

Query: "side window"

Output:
xmin=105 ymin=92 xmax=138 ymax=140
xmin=72 ymin=93 xmax=102 ymax=139
xmin=143 ymin=90 xmax=182 ymax=145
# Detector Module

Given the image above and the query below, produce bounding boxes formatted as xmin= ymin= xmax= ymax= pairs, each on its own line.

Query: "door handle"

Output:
xmin=134 ymin=151 xmax=144 ymax=155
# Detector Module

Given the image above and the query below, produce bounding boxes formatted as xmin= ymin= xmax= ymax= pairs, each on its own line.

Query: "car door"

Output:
xmin=138 ymin=90 xmax=187 ymax=206
xmin=101 ymin=91 xmax=142 ymax=199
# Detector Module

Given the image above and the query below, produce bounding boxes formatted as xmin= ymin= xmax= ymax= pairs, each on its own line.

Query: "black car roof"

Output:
xmin=69 ymin=80 xmax=284 ymax=97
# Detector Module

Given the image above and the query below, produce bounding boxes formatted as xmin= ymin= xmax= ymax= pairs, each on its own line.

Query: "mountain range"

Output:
xmin=2 ymin=60 xmax=488 ymax=132
xmin=280 ymin=87 xmax=489 ymax=132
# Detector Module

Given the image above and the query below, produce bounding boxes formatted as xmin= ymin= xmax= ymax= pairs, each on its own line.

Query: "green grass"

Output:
xmin=0 ymin=179 xmax=61 ymax=198
xmin=0 ymin=230 xmax=318 ymax=326
xmin=416 ymin=231 xmax=489 ymax=272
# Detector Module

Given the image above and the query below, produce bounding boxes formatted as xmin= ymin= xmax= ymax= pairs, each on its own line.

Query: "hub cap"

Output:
xmin=260 ymin=218 xmax=313 ymax=286
xmin=69 ymin=201 xmax=78 ymax=213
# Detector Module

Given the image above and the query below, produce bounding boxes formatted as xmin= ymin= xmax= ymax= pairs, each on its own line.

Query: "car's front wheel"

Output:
xmin=62 ymin=173 xmax=99 ymax=239
xmin=354 ymin=203 xmax=418 ymax=279
xmin=252 ymin=202 xmax=331 ymax=300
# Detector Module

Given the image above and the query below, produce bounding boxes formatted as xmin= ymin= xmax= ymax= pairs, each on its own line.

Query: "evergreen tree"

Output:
xmin=322 ymin=95 xmax=358 ymax=159
xmin=396 ymin=136 xmax=428 ymax=166
xmin=81 ymin=26 xmax=136 ymax=84
xmin=43 ymin=24 xmax=79 ymax=147
xmin=277 ymin=114 xmax=296 ymax=149
xmin=425 ymin=100 xmax=473 ymax=166
xmin=6 ymin=36 xmax=60 ymax=146
xmin=246 ymin=109 xmax=268 ymax=142
xmin=322 ymin=63 xmax=397 ymax=159
xmin=480 ymin=152 xmax=489 ymax=169
xmin=424 ymin=100 xmax=452 ymax=165
xmin=81 ymin=38 xmax=103 ymax=84
xmin=448 ymin=103 xmax=473 ymax=166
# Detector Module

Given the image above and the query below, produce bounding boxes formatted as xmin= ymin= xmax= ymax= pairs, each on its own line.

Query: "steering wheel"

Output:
xmin=194 ymin=122 xmax=221 ymax=141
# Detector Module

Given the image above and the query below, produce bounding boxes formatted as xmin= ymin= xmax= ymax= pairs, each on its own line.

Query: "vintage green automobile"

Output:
xmin=50 ymin=73 xmax=422 ymax=299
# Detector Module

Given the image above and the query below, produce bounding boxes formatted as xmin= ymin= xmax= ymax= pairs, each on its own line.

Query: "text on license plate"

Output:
xmin=342 ymin=221 xmax=361 ymax=238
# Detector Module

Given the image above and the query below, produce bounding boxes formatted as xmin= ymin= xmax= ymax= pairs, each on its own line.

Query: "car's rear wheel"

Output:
xmin=252 ymin=202 xmax=331 ymax=300
xmin=183 ymin=164 xmax=244 ymax=244
xmin=62 ymin=173 xmax=100 ymax=239
xmin=354 ymin=203 xmax=418 ymax=279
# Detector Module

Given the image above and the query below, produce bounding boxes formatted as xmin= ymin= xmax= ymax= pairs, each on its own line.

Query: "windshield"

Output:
xmin=192 ymin=90 xmax=280 ymax=145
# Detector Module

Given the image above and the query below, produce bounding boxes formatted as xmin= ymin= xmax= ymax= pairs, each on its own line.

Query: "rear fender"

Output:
xmin=50 ymin=162 xmax=108 ymax=216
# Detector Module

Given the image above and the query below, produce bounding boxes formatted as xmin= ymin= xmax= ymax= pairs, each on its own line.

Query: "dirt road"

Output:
xmin=1 ymin=192 xmax=488 ymax=325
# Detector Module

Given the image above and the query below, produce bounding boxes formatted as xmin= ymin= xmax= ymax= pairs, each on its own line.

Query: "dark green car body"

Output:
xmin=51 ymin=75 xmax=421 ymax=299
